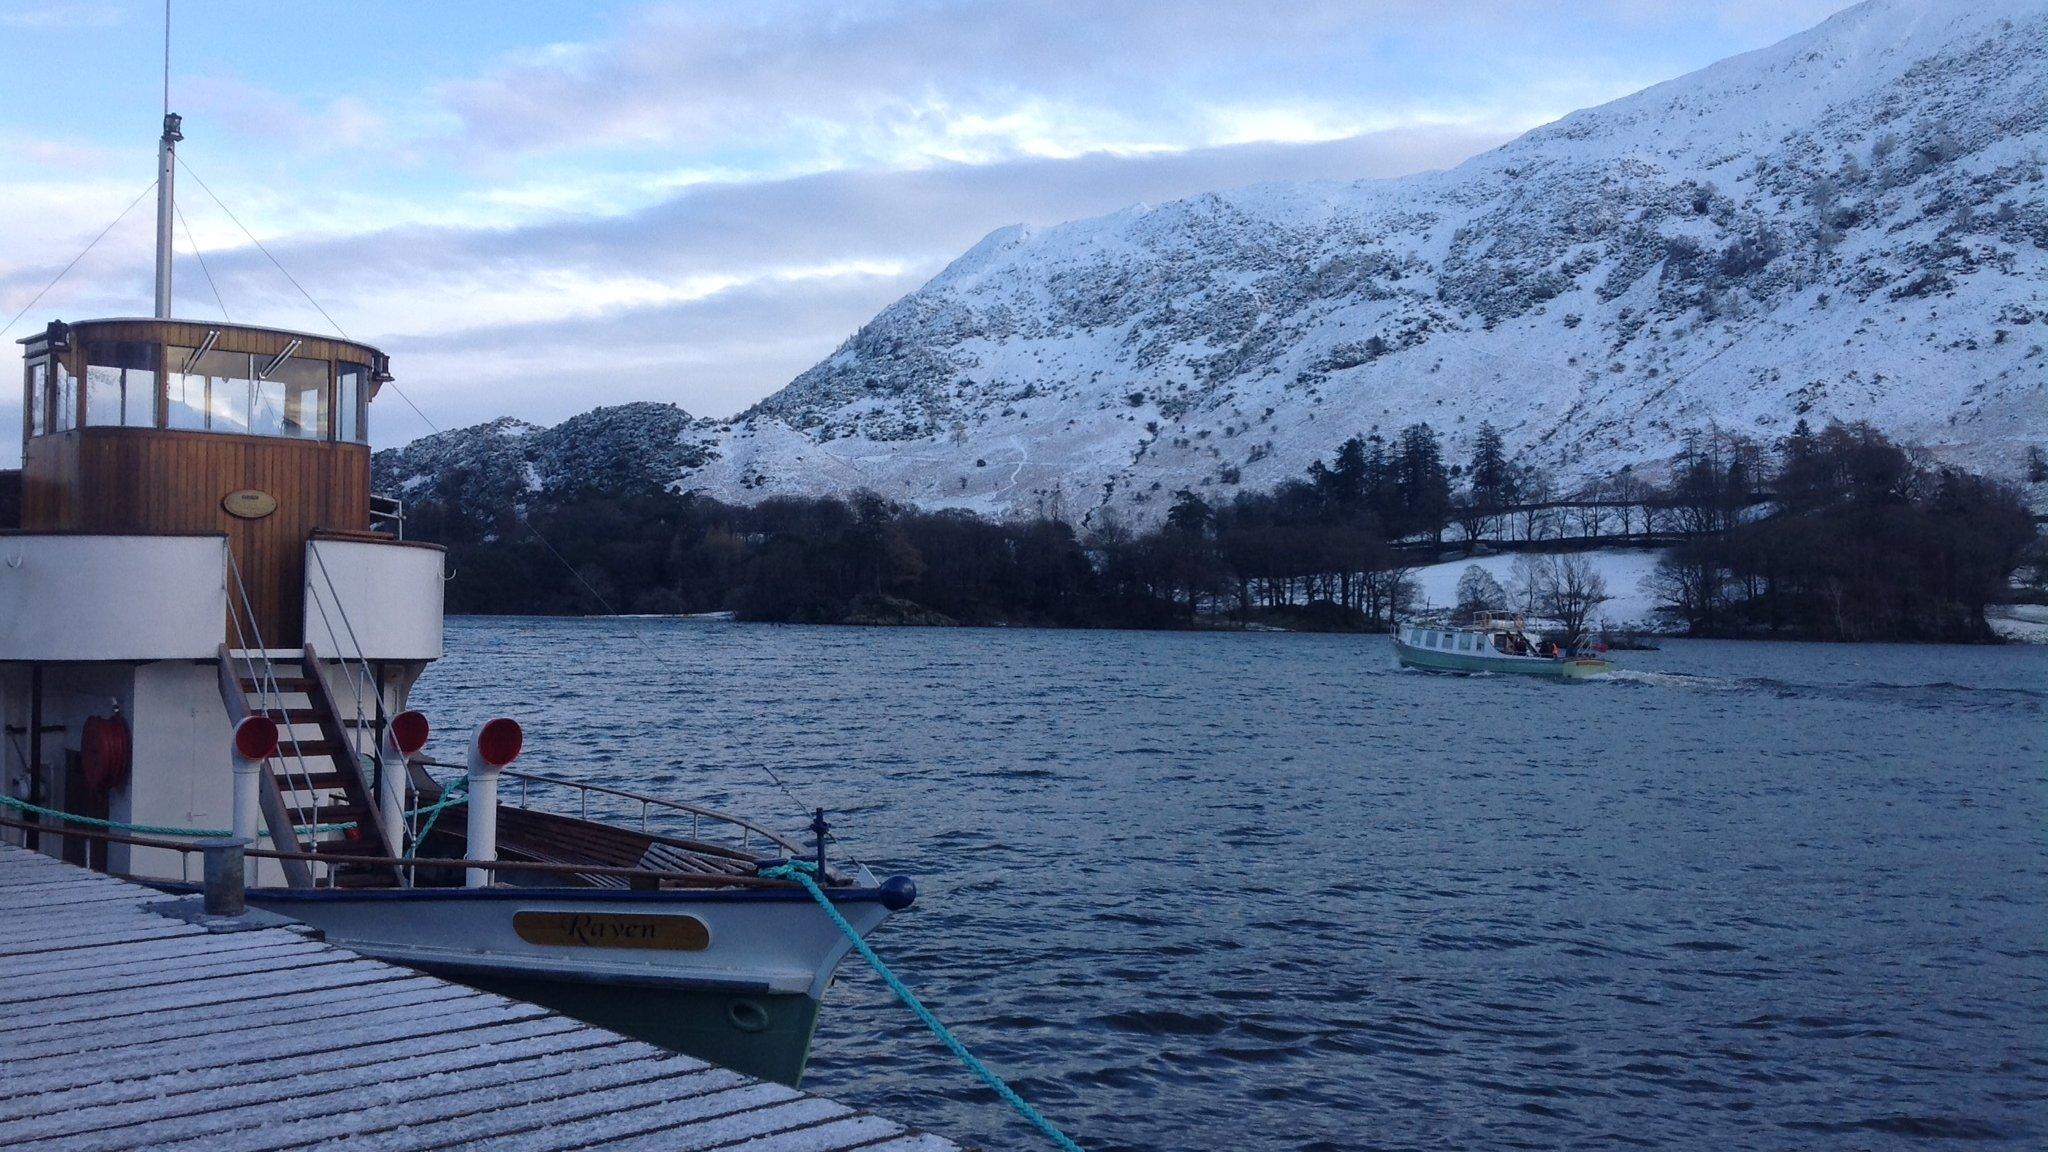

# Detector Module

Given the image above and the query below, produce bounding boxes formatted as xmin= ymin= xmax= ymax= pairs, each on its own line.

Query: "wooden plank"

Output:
xmin=4 ymin=939 xmax=344 ymax=1005
xmin=0 ymin=1008 xmax=585 ymax=1115
xmin=857 ymin=1135 xmax=961 ymax=1152
xmin=709 ymin=1114 xmax=905 ymax=1152
xmin=122 ymin=1052 xmax=690 ymax=1152
xmin=297 ymin=1069 xmax=765 ymax=1152
xmin=7 ymin=1020 xmax=608 ymax=1146
xmin=0 ymin=934 xmax=325 ymax=999
xmin=0 ymin=920 xmax=200 ymax=959
xmin=3 ymin=954 xmax=419 ymax=1031
xmin=0 ymin=925 xmax=317 ymax=981
xmin=2 ymin=983 xmax=544 ymax=1090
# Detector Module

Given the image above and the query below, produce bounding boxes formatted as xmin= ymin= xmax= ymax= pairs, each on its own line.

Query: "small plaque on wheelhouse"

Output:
xmin=514 ymin=911 xmax=711 ymax=951
xmin=220 ymin=489 xmax=278 ymax=519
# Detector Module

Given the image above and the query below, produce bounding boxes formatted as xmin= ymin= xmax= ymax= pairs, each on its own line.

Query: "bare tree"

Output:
xmin=1506 ymin=554 xmax=1545 ymax=617
xmin=1454 ymin=564 xmax=1509 ymax=620
xmin=1531 ymin=554 xmax=1612 ymax=651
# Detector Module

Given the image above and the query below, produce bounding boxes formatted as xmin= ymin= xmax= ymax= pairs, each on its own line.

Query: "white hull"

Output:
xmin=244 ymin=877 xmax=891 ymax=1000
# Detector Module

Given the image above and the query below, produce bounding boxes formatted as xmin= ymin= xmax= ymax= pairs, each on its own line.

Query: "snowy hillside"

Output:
xmin=373 ymin=402 xmax=720 ymax=529
xmin=375 ymin=0 xmax=2047 ymax=526
xmin=681 ymin=0 xmax=2045 ymax=522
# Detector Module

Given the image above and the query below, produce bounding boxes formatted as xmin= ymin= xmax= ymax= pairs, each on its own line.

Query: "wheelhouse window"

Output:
xmin=21 ymin=329 xmax=381 ymax=444
xmin=84 ymin=342 xmax=160 ymax=428
xmin=251 ymin=355 xmax=329 ymax=440
xmin=27 ymin=359 xmax=47 ymax=437
xmin=336 ymin=361 xmax=367 ymax=443
xmin=167 ymin=346 xmax=255 ymax=433
xmin=51 ymin=359 xmax=78 ymax=432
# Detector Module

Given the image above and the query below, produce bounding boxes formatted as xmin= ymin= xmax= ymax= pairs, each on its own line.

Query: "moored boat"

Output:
xmin=0 ymin=102 xmax=909 ymax=1087
xmin=1392 ymin=619 xmax=1611 ymax=679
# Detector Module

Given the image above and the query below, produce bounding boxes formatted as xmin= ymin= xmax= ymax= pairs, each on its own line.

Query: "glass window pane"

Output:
xmin=125 ymin=364 xmax=156 ymax=427
xmin=336 ymin=362 xmax=366 ymax=443
xmin=52 ymin=361 xmax=78 ymax=432
xmin=168 ymin=346 xmax=254 ymax=433
xmin=85 ymin=341 xmax=160 ymax=428
xmin=85 ymin=365 xmax=123 ymax=426
xmin=256 ymin=355 xmax=328 ymax=440
xmin=250 ymin=376 xmax=286 ymax=436
xmin=165 ymin=346 xmax=207 ymax=430
xmin=28 ymin=360 xmax=47 ymax=437
xmin=210 ymin=354 xmax=252 ymax=435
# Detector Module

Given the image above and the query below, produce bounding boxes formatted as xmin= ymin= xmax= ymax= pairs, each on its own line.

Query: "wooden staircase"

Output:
xmin=217 ymin=646 xmax=402 ymax=888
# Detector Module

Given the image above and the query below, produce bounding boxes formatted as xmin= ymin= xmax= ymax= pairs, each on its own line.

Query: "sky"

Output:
xmin=0 ymin=0 xmax=1859 ymax=465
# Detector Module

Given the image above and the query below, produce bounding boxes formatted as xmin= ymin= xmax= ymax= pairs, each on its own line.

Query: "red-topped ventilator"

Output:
xmin=464 ymin=717 xmax=523 ymax=887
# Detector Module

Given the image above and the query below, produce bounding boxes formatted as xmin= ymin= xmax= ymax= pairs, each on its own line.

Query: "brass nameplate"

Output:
xmin=514 ymin=911 xmax=710 ymax=951
xmin=222 ymin=489 xmax=278 ymax=519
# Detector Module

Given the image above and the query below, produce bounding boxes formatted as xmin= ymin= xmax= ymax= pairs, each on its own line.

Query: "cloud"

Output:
xmin=0 ymin=123 xmax=1509 ymax=466
xmin=436 ymin=0 xmax=1857 ymax=171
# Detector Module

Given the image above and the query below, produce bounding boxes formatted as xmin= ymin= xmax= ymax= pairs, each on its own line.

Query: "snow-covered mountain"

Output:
xmin=372 ymin=402 xmax=719 ymax=527
xmin=386 ymin=0 xmax=2048 ymax=523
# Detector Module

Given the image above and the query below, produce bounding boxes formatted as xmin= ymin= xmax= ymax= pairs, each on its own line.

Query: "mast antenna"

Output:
xmin=153 ymin=0 xmax=179 ymax=319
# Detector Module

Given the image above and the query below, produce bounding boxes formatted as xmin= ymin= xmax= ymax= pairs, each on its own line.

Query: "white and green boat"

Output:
xmin=1392 ymin=619 xmax=1611 ymax=679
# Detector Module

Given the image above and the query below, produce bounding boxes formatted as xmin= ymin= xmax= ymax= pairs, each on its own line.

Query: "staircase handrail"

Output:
xmin=214 ymin=645 xmax=313 ymax=888
xmin=221 ymin=548 xmax=327 ymax=860
xmin=303 ymin=539 xmax=396 ymax=792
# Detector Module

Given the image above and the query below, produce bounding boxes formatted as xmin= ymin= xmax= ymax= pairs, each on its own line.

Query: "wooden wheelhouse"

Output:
xmin=14 ymin=317 xmax=395 ymax=646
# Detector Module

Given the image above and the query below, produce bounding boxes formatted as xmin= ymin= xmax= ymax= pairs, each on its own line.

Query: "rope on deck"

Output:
xmin=403 ymin=776 xmax=469 ymax=858
xmin=761 ymin=859 xmax=1085 ymax=1152
xmin=0 ymin=782 xmax=485 ymax=840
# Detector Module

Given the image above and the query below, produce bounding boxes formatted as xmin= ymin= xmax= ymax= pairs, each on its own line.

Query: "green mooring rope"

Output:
xmin=0 ymin=793 xmax=235 ymax=838
xmin=1 ymin=775 xmax=478 ymax=847
xmin=761 ymin=860 xmax=1086 ymax=1152
xmin=1 ymin=794 xmax=355 ymax=838
xmin=403 ymin=776 xmax=469 ymax=858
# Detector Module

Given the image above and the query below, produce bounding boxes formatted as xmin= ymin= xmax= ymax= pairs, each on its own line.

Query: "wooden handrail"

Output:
xmin=245 ymin=846 xmax=806 ymax=889
xmin=415 ymin=758 xmax=805 ymax=855
xmin=0 ymin=813 xmax=818 ymax=890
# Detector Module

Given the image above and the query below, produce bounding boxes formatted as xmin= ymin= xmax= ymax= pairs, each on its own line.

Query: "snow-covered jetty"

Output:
xmin=0 ymin=844 xmax=956 ymax=1152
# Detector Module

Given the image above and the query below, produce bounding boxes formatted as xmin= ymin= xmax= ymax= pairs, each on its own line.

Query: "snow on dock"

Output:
xmin=0 ymin=844 xmax=957 ymax=1152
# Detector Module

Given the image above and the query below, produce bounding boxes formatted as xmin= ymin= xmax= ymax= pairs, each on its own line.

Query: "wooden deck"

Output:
xmin=0 ymin=844 xmax=959 ymax=1152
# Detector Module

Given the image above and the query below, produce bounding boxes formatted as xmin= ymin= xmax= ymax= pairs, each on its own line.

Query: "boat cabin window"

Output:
xmin=26 ymin=359 xmax=47 ymax=437
xmin=50 ymin=359 xmax=79 ymax=433
xmin=167 ymin=347 xmax=329 ymax=440
xmin=336 ymin=361 xmax=368 ymax=443
xmin=23 ymin=329 xmax=383 ymax=446
xmin=84 ymin=342 xmax=159 ymax=428
xmin=252 ymin=356 xmax=330 ymax=440
xmin=168 ymin=346 xmax=249 ymax=432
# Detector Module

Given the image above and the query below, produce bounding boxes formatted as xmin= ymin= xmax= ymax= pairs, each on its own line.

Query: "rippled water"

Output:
xmin=414 ymin=621 xmax=2048 ymax=1152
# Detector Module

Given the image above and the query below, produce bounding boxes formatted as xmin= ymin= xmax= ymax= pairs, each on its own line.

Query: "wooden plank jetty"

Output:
xmin=0 ymin=844 xmax=958 ymax=1152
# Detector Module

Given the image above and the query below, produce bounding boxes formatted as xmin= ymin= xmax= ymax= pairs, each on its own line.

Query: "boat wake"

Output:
xmin=1596 ymin=668 xmax=1743 ymax=692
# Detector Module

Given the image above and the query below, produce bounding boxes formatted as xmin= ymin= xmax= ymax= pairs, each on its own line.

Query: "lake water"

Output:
xmin=414 ymin=621 xmax=2048 ymax=1152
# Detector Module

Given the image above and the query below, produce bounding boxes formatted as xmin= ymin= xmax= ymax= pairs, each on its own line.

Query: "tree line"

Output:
xmin=400 ymin=418 xmax=2039 ymax=640
xmin=1646 ymin=422 xmax=2039 ymax=641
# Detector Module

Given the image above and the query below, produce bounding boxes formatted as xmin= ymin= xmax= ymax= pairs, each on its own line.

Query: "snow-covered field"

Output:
xmin=1409 ymin=549 xmax=1668 ymax=630
xmin=1988 ymin=603 xmax=2048 ymax=644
